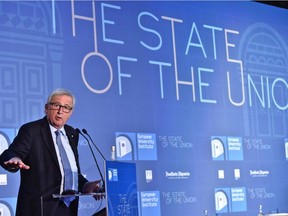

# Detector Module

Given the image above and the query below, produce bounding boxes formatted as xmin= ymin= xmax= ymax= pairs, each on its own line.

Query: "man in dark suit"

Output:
xmin=0 ymin=88 xmax=101 ymax=216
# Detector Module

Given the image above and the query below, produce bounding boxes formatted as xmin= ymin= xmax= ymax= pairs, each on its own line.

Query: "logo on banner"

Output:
xmin=234 ymin=169 xmax=241 ymax=180
xmin=108 ymin=168 xmax=118 ymax=182
xmin=215 ymin=189 xmax=229 ymax=212
xmin=116 ymin=135 xmax=133 ymax=157
xmin=165 ymin=171 xmax=191 ymax=180
xmin=140 ymin=191 xmax=161 ymax=215
xmin=249 ymin=170 xmax=270 ymax=178
xmin=115 ymin=132 xmax=157 ymax=160
xmin=0 ymin=130 xmax=13 ymax=155
xmin=285 ymin=139 xmax=288 ymax=160
xmin=115 ymin=133 xmax=135 ymax=160
xmin=145 ymin=170 xmax=153 ymax=183
xmin=0 ymin=174 xmax=7 ymax=186
xmin=211 ymin=137 xmax=225 ymax=160
xmin=0 ymin=200 xmax=14 ymax=216
xmin=214 ymin=187 xmax=247 ymax=213
xmin=211 ymin=136 xmax=243 ymax=161
xmin=137 ymin=133 xmax=157 ymax=160
xmin=217 ymin=169 xmax=241 ymax=180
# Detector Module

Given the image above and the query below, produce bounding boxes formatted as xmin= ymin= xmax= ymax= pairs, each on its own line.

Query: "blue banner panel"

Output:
xmin=0 ymin=1 xmax=287 ymax=215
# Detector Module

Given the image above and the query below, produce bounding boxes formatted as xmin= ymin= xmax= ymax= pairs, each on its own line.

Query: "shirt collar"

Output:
xmin=49 ymin=124 xmax=66 ymax=136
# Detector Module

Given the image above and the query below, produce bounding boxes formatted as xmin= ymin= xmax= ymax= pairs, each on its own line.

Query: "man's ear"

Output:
xmin=44 ymin=104 xmax=48 ymax=114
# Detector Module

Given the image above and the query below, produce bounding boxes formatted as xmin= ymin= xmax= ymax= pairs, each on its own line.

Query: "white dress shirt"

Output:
xmin=50 ymin=125 xmax=78 ymax=192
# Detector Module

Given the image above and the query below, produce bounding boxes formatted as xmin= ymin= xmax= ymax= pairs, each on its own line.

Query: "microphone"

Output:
xmin=75 ymin=128 xmax=105 ymax=189
xmin=82 ymin=129 xmax=107 ymax=161
xmin=81 ymin=128 xmax=107 ymax=193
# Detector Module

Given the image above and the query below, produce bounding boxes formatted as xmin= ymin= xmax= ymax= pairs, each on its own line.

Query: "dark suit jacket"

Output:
xmin=0 ymin=117 xmax=88 ymax=216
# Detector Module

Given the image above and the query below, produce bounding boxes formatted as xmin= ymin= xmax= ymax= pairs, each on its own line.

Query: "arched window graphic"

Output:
xmin=0 ymin=1 xmax=64 ymax=126
xmin=239 ymin=23 xmax=288 ymax=137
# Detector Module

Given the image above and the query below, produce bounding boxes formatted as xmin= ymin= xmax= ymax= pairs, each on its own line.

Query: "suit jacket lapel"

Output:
xmin=64 ymin=126 xmax=80 ymax=170
xmin=40 ymin=117 xmax=60 ymax=168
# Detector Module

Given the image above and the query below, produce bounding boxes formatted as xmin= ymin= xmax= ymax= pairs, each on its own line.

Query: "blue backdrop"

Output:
xmin=0 ymin=1 xmax=287 ymax=215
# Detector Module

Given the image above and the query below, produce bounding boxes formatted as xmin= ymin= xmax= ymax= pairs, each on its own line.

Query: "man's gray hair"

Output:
xmin=46 ymin=88 xmax=76 ymax=108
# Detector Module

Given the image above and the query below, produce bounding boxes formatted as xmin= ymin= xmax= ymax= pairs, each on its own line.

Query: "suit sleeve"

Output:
xmin=0 ymin=124 xmax=33 ymax=171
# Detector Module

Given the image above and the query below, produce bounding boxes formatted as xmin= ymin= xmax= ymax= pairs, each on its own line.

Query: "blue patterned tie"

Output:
xmin=55 ymin=130 xmax=75 ymax=206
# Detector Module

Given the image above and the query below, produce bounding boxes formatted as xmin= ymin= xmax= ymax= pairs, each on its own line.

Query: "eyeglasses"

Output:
xmin=49 ymin=102 xmax=73 ymax=113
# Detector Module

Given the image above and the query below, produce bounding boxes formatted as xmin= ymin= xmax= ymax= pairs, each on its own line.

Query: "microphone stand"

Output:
xmin=76 ymin=129 xmax=107 ymax=216
xmin=76 ymin=129 xmax=105 ymax=186
xmin=82 ymin=129 xmax=107 ymax=161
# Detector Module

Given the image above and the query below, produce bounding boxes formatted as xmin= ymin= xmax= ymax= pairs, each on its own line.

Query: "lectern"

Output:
xmin=104 ymin=161 xmax=139 ymax=216
xmin=48 ymin=161 xmax=138 ymax=216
